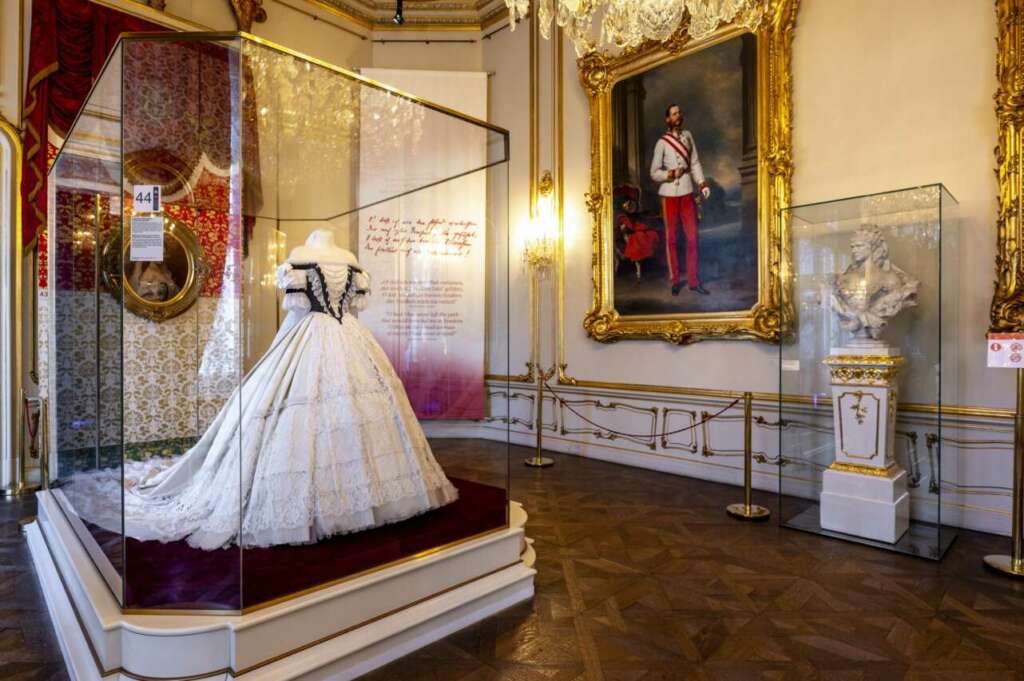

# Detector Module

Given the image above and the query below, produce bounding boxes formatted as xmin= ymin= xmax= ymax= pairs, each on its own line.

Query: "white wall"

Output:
xmin=0 ymin=0 xmax=26 ymax=124
xmin=482 ymin=23 xmax=531 ymax=377
xmin=792 ymin=0 xmax=1002 ymax=409
xmin=158 ymin=0 xmax=373 ymax=67
xmin=2 ymin=0 xmax=1015 ymax=534
xmin=371 ymin=31 xmax=483 ymax=72
xmin=558 ymin=0 xmax=1003 ymax=405
xmin=441 ymin=0 xmax=1016 ymax=538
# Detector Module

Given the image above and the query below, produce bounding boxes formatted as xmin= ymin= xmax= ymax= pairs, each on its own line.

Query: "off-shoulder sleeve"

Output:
xmin=350 ymin=268 xmax=371 ymax=311
xmin=275 ymin=263 xmax=306 ymax=290
xmin=351 ymin=269 xmax=370 ymax=295
xmin=277 ymin=263 xmax=311 ymax=313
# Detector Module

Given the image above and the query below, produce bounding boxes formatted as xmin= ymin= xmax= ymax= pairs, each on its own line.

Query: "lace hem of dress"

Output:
xmin=73 ymin=461 xmax=460 ymax=550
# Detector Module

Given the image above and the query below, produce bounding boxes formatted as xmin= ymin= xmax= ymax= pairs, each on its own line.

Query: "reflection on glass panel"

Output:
xmin=117 ymin=37 xmax=245 ymax=610
xmin=48 ymin=32 xmax=511 ymax=614
xmin=778 ymin=185 xmax=959 ymax=560
xmin=235 ymin=39 xmax=510 ymax=608
xmin=49 ymin=44 xmax=125 ymax=603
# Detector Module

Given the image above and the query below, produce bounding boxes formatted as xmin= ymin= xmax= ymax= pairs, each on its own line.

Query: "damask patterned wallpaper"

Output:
xmin=47 ymin=292 xmax=238 ymax=453
xmin=42 ymin=138 xmax=241 ymax=456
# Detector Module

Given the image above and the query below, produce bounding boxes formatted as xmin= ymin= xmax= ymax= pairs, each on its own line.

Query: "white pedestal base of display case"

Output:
xmin=820 ymin=466 xmax=910 ymax=544
xmin=821 ymin=345 xmax=909 ymax=545
xmin=26 ymin=490 xmax=535 ymax=681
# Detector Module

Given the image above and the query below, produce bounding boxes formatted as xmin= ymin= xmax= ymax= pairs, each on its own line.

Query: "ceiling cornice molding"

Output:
xmin=310 ymin=0 xmax=509 ymax=30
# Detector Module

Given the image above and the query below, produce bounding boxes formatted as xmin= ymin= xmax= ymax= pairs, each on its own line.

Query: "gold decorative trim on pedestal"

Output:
xmin=827 ymin=366 xmax=902 ymax=387
xmin=823 ymin=354 xmax=906 ymax=367
xmin=829 ymin=461 xmax=899 ymax=478
xmin=824 ymin=354 xmax=904 ymax=387
xmin=991 ymin=0 xmax=1024 ymax=332
xmin=578 ymin=0 xmax=798 ymax=345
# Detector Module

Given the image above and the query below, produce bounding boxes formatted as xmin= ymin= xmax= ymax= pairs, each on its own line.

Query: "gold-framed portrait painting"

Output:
xmin=581 ymin=0 xmax=798 ymax=344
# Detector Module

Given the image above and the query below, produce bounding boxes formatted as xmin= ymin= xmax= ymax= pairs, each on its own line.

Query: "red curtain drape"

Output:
xmin=21 ymin=0 xmax=168 ymax=250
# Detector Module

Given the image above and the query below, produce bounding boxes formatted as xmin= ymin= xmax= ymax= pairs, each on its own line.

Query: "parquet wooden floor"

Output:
xmin=4 ymin=439 xmax=1024 ymax=680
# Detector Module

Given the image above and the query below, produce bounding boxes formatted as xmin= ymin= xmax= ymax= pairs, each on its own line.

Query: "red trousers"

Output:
xmin=661 ymin=194 xmax=699 ymax=287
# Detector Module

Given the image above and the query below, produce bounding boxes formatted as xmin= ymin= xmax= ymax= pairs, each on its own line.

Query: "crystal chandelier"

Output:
xmin=506 ymin=0 xmax=765 ymax=55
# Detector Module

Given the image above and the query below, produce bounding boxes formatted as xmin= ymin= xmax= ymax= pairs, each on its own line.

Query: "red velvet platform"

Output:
xmin=82 ymin=477 xmax=506 ymax=610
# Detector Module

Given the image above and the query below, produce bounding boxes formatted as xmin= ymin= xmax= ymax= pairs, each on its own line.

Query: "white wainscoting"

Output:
xmin=424 ymin=380 xmax=1015 ymax=538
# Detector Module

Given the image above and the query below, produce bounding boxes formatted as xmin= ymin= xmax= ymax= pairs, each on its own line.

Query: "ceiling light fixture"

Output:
xmin=505 ymin=0 xmax=765 ymax=55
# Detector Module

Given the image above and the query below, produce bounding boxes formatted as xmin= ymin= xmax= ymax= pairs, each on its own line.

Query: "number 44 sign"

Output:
xmin=133 ymin=185 xmax=161 ymax=213
xmin=987 ymin=332 xmax=1024 ymax=368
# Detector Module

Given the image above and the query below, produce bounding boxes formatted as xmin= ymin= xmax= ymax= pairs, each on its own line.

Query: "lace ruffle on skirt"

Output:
xmin=69 ymin=312 xmax=458 ymax=550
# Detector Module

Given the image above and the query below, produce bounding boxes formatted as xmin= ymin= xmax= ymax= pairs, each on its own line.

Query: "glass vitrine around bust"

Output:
xmin=777 ymin=184 xmax=959 ymax=560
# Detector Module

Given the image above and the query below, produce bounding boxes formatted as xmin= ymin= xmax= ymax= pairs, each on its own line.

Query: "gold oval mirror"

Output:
xmin=101 ymin=216 xmax=208 ymax=322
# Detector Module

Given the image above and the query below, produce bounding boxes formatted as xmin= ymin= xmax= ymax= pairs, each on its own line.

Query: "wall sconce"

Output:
xmin=523 ymin=171 xmax=557 ymax=277
xmin=523 ymin=170 xmax=557 ymax=469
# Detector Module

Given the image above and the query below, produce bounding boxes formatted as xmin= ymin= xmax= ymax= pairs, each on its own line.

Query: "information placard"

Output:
xmin=132 ymin=185 xmax=161 ymax=212
xmin=357 ymin=69 xmax=488 ymax=420
xmin=130 ymin=216 xmax=164 ymax=262
xmin=987 ymin=332 xmax=1024 ymax=368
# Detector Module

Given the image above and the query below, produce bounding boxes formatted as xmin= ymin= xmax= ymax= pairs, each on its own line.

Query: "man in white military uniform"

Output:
xmin=650 ymin=104 xmax=711 ymax=295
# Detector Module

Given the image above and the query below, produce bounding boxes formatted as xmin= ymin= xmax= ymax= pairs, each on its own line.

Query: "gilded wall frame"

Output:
xmin=990 ymin=0 xmax=1024 ymax=332
xmin=580 ymin=0 xmax=798 ymax=344
xmin=100 ymin=216 xmax=208 ymax=322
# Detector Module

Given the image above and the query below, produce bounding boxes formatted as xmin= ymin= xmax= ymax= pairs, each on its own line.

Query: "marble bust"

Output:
xmin=830 ymin=225 xmax=919 ymax=343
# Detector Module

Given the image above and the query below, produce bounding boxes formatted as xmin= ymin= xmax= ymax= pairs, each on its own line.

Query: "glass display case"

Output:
xmin=47 ymin=33 xmax=511 ymax=611
xmin=778 ymin=185 xmax=959 ymax=560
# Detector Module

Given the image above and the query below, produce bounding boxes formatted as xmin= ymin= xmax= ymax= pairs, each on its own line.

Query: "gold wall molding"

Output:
xmin=484 ymin=389 xmax=556 ymax=430
xmin=0 ymin=115 xmax=25 ymax=494
xmin=506 ymin=375 xmax=1015 ymax=421
xmin=699 ymin=411 xmax=771 ymax=461
xmin=991 ymin=0 xmax=1024 ymax=331
xmin=558 ymin=398 xmax=658 ymax=449
xmin=660 ymin=407 xmax=698 ymax=453
xmin=926 ymin=432 xmax=1013 ymax=450
xmin=577 ymin=0 xmax=798 ymax=345
xmin=477 ymin=421 xmax=1012 ymax=517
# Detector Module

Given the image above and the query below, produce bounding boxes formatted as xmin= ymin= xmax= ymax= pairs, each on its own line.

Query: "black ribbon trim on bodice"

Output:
xmin=285 ymin=262 xmax=366 ymax=324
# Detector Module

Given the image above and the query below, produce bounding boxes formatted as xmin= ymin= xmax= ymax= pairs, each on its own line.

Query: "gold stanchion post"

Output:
xmin=727 ymin=391 xmax=770 ymax=521
xmin=983 ymin=368 xmax=1024 ymax=577
xmin=525 ymin=362 xmax=555 ymax=468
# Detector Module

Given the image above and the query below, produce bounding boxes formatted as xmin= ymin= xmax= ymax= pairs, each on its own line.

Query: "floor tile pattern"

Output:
xmin=4 ymin=439 xmax=1024 ymax=680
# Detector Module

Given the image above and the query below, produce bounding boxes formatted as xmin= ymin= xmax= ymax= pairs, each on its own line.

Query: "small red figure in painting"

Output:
xmin=616 ymin=201 xmax=660 ymax=283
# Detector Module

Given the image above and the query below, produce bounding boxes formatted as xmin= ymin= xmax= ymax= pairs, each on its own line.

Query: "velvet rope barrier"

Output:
xmin=541 ymin=379 xmax=741 ymax=440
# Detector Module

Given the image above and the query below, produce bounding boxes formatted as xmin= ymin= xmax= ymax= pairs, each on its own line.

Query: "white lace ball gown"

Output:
xmin=104 ymin=256 xmax=458 ymax=550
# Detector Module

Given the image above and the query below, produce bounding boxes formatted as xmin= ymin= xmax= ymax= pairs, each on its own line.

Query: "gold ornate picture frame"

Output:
xmin=101 ymin=216 xmax=208 ymax=322
xmin=990 ymin=0 xmax=1024 ymax=332
xmin=580 ymin=0 xmax=798 ymax=344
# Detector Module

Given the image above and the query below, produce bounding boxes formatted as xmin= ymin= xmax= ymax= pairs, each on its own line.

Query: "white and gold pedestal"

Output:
xmin=821 ymin=348 xmax=909 ymax=544
xmin=26 ymin=491 xmax=535 ymax=681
